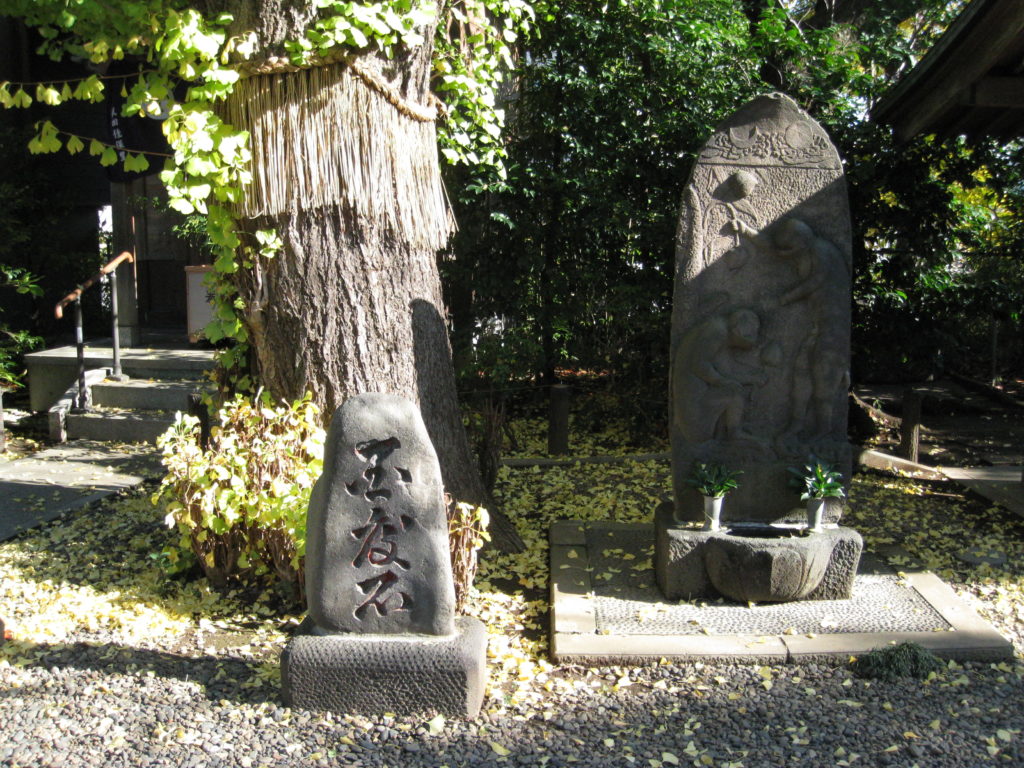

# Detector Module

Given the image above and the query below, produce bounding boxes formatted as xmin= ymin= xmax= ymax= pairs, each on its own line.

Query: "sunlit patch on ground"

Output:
xmin=2 ymin=431 xmax=1023 ymax=721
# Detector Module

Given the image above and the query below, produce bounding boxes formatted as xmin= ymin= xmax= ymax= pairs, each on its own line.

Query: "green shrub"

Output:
xmin=850 ymin=641 xmax=944 ymax=682
xmin=154 ymin=391 xmax=324 ymax=592
xmin=0 ymin=265 xmax=42 ymax=389
xmin=155 ymin=391 xmax=489 ymax=611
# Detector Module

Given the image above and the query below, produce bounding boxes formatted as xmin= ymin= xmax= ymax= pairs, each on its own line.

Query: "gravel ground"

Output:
xmin=3 ymin=461 xmax=1024 ymax=767
xmin=1 ymin=642 xmax=1022 ymax=767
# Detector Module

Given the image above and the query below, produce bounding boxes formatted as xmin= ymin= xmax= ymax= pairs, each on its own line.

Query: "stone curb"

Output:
xmin=857 ymin=448 xmax=947 ymax=481
xmin=47 ymin=368 xmax=108 ymax=442
xmin=549 ymin=521 xmax=1013 ymax=666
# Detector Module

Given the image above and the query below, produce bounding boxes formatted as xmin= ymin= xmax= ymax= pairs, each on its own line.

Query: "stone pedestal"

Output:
xmin=655 ymin=502 xmax=862 ymax=602
xmin=282 ymin=616 xmax=487 ymax=717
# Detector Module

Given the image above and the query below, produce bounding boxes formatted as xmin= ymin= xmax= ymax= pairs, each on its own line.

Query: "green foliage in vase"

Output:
xmin=789 ymin=458 xmax=845 ymax=501
xmin=686 ymin=461 xmax=742 ymax=499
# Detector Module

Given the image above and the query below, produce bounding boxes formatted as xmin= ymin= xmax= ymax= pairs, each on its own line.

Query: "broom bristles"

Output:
xmin=221 ymin=63 xmax=453 ymax=249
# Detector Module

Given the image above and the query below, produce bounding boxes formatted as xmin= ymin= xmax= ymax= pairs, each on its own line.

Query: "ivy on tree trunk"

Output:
xmin=214 ymin=0 xmax=523 ymax=551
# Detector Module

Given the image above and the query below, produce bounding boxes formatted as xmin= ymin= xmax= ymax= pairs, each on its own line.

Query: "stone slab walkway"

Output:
xmin=0 ymin=440 xmax=162 ymax=542
xmin=941 ymin=465 xmax=1024 ymax=518
xmin=550 ymin=520 xmax=1013 ymax=666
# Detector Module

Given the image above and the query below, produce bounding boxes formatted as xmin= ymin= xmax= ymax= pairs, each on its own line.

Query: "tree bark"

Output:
xmin=211 ymin=1 xmax=523 ymax=551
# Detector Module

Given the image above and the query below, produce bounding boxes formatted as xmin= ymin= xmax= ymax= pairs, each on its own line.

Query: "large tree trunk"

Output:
xmin=210 ymin=1 xmax=523 ymax=551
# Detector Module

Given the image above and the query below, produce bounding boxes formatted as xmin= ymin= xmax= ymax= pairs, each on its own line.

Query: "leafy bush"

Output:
xmin=155 ymin=391 xmax=489 ymax=611
xmin=0 ymin=265 xmax=42 ymax=389
xmin=154 ymin=392 xmax=324 ymax=592
xmin=0 ymin=124 xmax=106 ymax=345
xmin=447 ymin=497 xmax=490 ymax=613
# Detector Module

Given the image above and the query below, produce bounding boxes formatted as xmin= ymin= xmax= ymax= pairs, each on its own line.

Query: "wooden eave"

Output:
xmin=872 ymin=0 xmax=1024 ymax=142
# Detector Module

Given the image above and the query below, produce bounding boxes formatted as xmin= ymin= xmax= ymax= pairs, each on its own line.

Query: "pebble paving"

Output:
xmin=584 ymin=528 xmax=951 ymax=636
xmin=2 ymin=640 xmax=1024 ymax=767
xmin=594 ymin=572 xmax=951 ymax=636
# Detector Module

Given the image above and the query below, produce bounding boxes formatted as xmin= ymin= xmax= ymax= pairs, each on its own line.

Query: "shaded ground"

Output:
xmin=3 ymin=455 xmax=1024 ymax=767
xmin=0 ymin=440 xmax=161 ymax=542
xmin=2 ymin=387 xmax=1024 ymax=765
xmin=855 ymin=377 xmax=1024 ymax=467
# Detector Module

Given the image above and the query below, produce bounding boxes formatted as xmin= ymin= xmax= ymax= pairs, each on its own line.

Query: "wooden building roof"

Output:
xmin=872 ymin=0 xmax=1024 ymax=141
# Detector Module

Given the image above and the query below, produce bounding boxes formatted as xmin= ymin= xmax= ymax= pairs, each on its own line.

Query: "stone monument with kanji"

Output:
xmin=282 ymin=393 xmax=487 ymax=716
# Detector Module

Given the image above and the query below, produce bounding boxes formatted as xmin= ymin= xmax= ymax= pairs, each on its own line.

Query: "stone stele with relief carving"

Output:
xmin=671 ymin=92 xmax=852 ymax=526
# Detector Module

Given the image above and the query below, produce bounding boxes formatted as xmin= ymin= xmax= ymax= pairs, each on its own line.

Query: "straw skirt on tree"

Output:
xmin=210 ymin=1 xmax=522 ymax=551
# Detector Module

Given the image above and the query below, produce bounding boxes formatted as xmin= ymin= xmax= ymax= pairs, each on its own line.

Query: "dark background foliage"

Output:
xmin=443 ymin=0 xmax=1024 ymax=426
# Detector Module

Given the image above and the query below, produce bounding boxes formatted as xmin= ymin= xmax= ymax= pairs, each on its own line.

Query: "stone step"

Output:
xmin=90 ymin=379 xmax=208 ymax=412
xmin=65 ymin=410 xmax=177 ymax=445
xmin=26 ymin=345 xmax=214 ymax=411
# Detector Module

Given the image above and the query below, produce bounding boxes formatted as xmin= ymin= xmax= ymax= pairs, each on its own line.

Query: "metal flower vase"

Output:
xmin=703 ymin=496 xmax=723 ymax=531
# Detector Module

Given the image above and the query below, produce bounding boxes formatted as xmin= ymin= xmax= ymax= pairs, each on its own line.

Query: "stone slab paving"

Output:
xmin=941 ymin=464 xmax=1024 ymax=518
xmin=0 ymin=440 xmax=162 ymax=542
xmin=550 ymin=520 xmax=1013 ymax=665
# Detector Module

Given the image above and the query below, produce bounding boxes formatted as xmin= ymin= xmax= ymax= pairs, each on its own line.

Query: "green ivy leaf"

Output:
xmin=123 ymin=152 xmax=150 ymax=172
xmin=168 ymin=196 xmax=196 ymax=215
xmin=36 ymin=84 xmax=61 ymax=105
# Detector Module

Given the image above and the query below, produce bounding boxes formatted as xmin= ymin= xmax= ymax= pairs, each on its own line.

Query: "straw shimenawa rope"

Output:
xmin=241 ymin=51 xmax=442 ymax=123
xmin=221 ymin=57 xmax=452 ymax=249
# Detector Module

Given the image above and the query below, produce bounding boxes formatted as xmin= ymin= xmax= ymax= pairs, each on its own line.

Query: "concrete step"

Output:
xmin=26 ymin=345 xmax=214 ymax=411
xmin=91 ymin=379 xmax=208 ymax=412
xmin=65 ymin=410 xmax=177 ymax=445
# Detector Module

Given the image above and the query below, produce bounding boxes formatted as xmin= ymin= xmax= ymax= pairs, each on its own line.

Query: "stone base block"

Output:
xmin=281 ymin=616 xmax=487 ymax=717
xmin=655 ymin=502 xmax=862 ymax=602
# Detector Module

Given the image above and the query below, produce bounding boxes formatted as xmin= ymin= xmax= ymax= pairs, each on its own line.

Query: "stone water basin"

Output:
xmin=703 ymin=525 xmax=832 ymax=603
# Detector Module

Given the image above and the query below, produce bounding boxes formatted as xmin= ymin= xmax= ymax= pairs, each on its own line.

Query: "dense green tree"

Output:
xmin=445 ymin=0 xmax=761 ymax=398
xmin=446 ymin=0 xmax=1024 ymax=396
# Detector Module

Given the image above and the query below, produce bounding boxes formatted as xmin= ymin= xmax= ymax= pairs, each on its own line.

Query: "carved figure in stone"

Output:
xmin=713 ymin=169 xmax=761 ymax=271
xmin=730 ymin=217 xmax=849 ymax=443
xmin=672 ymin=308 xmax=768 ymax=448
xmin=670 ymin=93 xmax=852 ymax=526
